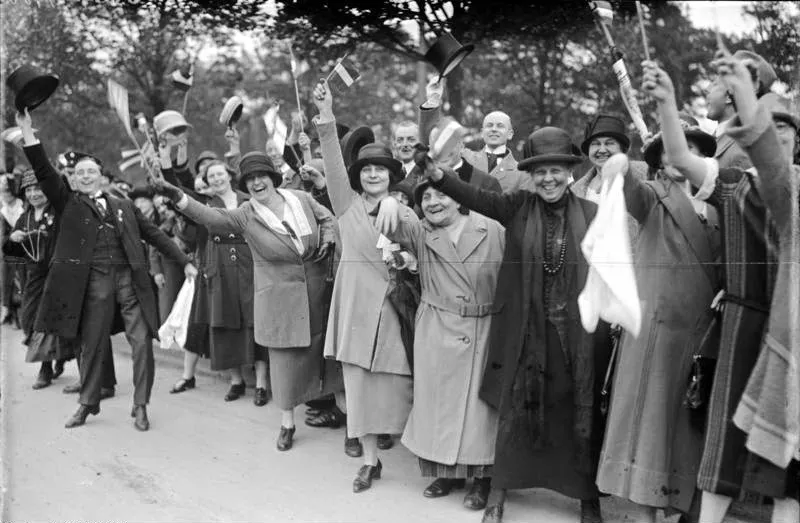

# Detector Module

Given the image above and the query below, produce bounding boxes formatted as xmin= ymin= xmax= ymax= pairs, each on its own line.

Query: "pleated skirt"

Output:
xmin=342 ymin=362 xmax=413 ymax=439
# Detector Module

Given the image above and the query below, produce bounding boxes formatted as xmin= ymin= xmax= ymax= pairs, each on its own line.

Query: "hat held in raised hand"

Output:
xmin=153 ymin=110 xmax=192 ymax=137
xmin=517 ymin=127 xmax=583 ymax=171
xmin=219 ymin=96 xmax=244 ymax=128
xmin=6 ymin=64 xmax=60 ymax=112
xmin=424 ymin=32 xmax=475 ymax=79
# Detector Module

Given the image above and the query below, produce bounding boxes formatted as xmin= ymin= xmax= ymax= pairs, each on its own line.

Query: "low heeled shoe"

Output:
xmin=277 ymin=426 xmax=295 ymax=451
xmin=65 ymin=404 xmax=100 ymax=428
xmin=352 ymin=460 xmax=382 ymax=493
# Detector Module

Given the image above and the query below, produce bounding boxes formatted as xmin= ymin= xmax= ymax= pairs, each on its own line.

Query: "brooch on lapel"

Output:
xmin=117 ymin=209 xmax=124 ymax=223
xmin=44 ymin=213 xmax=54 ymax=227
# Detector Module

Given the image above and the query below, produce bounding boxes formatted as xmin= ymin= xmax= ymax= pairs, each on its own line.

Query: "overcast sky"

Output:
xmin=680 ymin=1 xmax=757 ymax=35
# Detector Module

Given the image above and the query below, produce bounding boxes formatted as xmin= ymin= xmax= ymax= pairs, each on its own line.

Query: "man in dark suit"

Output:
xmin=18 ymin=109 xmax=197 ymax=432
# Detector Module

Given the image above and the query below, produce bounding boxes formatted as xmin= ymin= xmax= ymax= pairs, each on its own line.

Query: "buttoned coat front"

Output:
xmin=179 ymin=190 xmax=337 ymax=349
xmin=392 ymin=211 xmax=505 ymax=466
xmin=24 ymin=143 xmax=190 ymax=340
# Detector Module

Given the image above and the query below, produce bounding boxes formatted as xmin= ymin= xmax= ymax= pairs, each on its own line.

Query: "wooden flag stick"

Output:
xmin=325 ymin=52 xmax=350 ymax=83
xmin=635 ymin=1 xmax=651 ymax=61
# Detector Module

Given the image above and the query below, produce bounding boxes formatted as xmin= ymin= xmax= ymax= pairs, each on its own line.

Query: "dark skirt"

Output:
xmin=418 ymin=458 xmax=492 ymax=479
xmin=492 ymin=322 xmax=599 ymax=500
xmin=25 ymin=332 xmax=76 ymax=363
xmin=20 ymin=263 xmax=76 ymax=362
xmin=268 ymin=331 xmax=344 ymax=410
xmin=209 ymin=326 xmax=263 ymax=371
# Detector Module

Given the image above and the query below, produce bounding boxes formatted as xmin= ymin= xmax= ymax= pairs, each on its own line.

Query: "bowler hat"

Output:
xmin=424 ymin=32 xmax=475 ymax=79
xmin=733 ymin=50 xmax=777 ymax=98
xmin=517 ymin=127 xmax=583 ymax=171
xmin=760 ymin=93 xmax=800 ymax=131
xmin=238 ymin=151 xmax=281 ymax=191
xmin=643 ymin=113 xmax=716 ymax=169
xmin=340 ymin=126 xmax=375 ymax=169
xmin=580 ymin=114 xmax=631 ymax=155
xmin=347 ymin=143 xmax=404 ymax=193
xmin=6 ymin=64 xmax=59 ymax=112
xmin=153 ymin=110 xmax=192 ymax=137
xmin=219 ymin=96 xmax=244 ymax=127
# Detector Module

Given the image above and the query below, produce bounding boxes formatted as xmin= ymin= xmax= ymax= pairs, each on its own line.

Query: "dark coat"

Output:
xmin=23 ymin=143 xmax=191 ymax=340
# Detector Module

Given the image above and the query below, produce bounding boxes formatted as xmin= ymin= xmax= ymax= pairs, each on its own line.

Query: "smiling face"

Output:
xmin=205 ymin=163 xmax=232 ymax=195
xmin=73 ymin=158 xmax=104 ymax=195
xmin=360 ymin=164 xmax=391 ymax=197
xmin=420 ymin=186 xmax=461 ymax=227
xmin=481 ymin=111 xmax=513 ymax=148
xmin=25 ymin=184 xmax=47 ymax=208
xmin=245 ymin=173 xmax=276 ymax=203
xmin=588 ymin=136 xmax=623 ymax=169
xmin=393 ymin=124 xmax=419 ymax=163
xmin=531 ymin=163 xmax=572 ymax=203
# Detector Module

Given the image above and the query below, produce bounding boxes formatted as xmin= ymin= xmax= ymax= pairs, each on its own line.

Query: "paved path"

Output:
xmin=0 ymin=326 xmax=768 ymax=522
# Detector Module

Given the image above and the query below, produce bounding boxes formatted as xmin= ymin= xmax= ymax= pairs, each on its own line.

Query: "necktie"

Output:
xmin=487 ymin=153 xmax=498 ymax=172
xmin=91 ymin=192 xmax=107 ymax=215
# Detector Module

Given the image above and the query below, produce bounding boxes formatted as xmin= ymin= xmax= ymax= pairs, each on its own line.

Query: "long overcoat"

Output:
xmin=392 ymin=211 xmax=505 ymax=465
xmin=179 ymin=190 xmax=338 ymax=348
xmin=24 ymin=143 xmax=189 ymax=340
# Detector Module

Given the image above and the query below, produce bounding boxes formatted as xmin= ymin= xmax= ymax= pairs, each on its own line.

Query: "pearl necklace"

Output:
xmin=543 ymin=209 xmax=568 ymax=275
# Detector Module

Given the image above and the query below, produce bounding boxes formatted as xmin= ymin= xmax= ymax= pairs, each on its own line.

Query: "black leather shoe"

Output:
xmin=65 ymin=404 xmax=99 ymax=428
xmin=100 ymin=387 xmax=115 ymax=400
xmin=344 ymin=436 xmax=363 ymax=458
xmin=53 ymin=359 xmax=66 ymax=379
xmin=352 ymin=460 xmax=382 ymax=493
xmin=580 ymin=498 xmax=603 ymax=523
xmin=63 ymin=381 xmax=80 ymax=394
xmin=170 ymin=377 xmax=196 ymax=394
xmin=377 ymin=433 xmax=394 ymax=450
xmin=277 ymin=425 xmax=295 ymax=451
xmin=224 ymin=382 xmax=246 ymax=401
xmin=305 ymin=407 xmax=323 ymax=417
xmin=482 ymin=503 xmax=504 ymax=523
xmin=131 ymin=405 xmax=150 ymax=431
xmin=464 ymin=478 xmax=492 ymax=510
xmin=32 ymin=365 xmax=53 ymax=390
xmin=305 ymin=406 xmax=345 ymax=428
xmin=254 ymin=387 xmax=269 ymax=406
xmin=424 ymin=478 xmax=465 ymax=498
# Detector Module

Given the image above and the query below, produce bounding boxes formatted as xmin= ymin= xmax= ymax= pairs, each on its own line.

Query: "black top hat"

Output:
xmin=517 ymin=127 xmax=583 ymax=171
xmin=642 ymin=113 xmax=716 ymax=169
xmin=347 ymin=143 xmax=403 ymax=193
xmin=238 ymin=151 xmax=281 ymax=192
xmin=340 ymin=126 xmax=375 ymax=170
xmin=6 ymin=65 xmax=60 ymax=112
xmin=424 ymin=32 xmax=475 ymax=79
xmin=580 ymin=114 xmax=631 ymax=155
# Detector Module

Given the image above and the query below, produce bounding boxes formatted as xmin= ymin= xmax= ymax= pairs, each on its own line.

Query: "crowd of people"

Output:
xmin=2 ymin=45 xmax=799 ymax=523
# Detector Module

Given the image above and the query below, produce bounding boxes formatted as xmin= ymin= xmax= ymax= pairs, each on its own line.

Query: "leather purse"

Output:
xmin=684 ymin=306 xmax=722 ymax=412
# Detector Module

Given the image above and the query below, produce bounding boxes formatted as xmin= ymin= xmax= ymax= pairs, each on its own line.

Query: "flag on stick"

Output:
xmin=289 ymin=48 xmax=310 ymax=78
xmin=590 ymin=0 xmax=614 ymax=25
xmin=107 ymin=79 xmax=136 ymax=143
xmin=263 ymin=103 xmax=288 ymax=152
xmin=430 ymin=117 xmax=465 ymax=163
xmin=326 ymin=56 xmax=361 ymax=93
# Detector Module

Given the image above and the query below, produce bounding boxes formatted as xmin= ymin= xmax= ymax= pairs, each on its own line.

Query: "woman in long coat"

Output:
xmin=643 ymin=59 xmax=800 ymax=523
xmin=3 ymin=170 xmax=75 ymax=389
xmin=595 ymin=116 xmax=722 ymax=522
xmin=381 ymin=177 xmax=503 ymax=510
xmin=425 ymin=127 xmax=612 ymax=523
xmin=154 ymin=151 xmax=343 ymax=450
xmin=313 ymin=81 xmax=415 ymax=492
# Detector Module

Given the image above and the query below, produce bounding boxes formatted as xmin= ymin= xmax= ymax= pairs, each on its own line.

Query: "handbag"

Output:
xmin=684 ymin=295 xmax=723 ymax=412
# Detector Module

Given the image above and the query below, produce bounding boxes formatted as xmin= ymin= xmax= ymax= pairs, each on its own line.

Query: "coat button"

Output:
xmin=229 ymin=247 xmax=236 ymax=253
xmin=460 ymin=336 xmax=471 ymax=344
xmin=229 ymin=233 xmax=235 ymax=239
xmin=213 ymin=236 xmax=220 ymax=242
xmin=231 ymin=254 xmax=237 ymax=261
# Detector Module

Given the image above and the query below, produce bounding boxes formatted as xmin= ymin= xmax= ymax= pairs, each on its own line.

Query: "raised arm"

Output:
xmin=18 ymin=111 xmax=69 ymax=214
xmin=418 ymin=78 xmax=445 ymax=148
xmin=135 ymin=205 xmax=191 ymax=267
xmin=641 ymin=61 xmax=711 ymax=189
xmin=312 ymin=80 xmax=356 ymax=217
xmin=429 ymin=167 xmax=526 ymax=226
xmin=151 ymin=178 xmax=248 ymax=235
xmin=605 ymin=154 xmax=658 ymax=223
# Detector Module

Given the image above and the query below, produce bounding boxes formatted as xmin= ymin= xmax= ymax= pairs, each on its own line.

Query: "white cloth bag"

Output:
xmin=158 ymin=278 xmax=195 ymax=350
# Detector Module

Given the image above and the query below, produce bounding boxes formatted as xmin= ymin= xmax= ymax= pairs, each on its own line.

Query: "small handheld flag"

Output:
xmin=326 ymin=56 xmax=361 ymax=93
xmin=263 ymin=103 xmax=288 ymax=153
xmin=171 ymin=65 xmax=193 ymax=92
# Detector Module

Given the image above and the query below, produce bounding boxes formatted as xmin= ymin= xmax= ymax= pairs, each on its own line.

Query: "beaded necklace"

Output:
xmin=20 ymin=209 xmax=46 ymax=262
xmin=543 ymin=205 xmax=568 ymax=275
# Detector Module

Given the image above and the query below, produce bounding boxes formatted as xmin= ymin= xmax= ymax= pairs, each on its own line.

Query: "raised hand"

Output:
xmin=299 ymin=162 xmax=325 ymax=188
xmin=149 ymin=176 xmax=184 ymax=203
xmin=298 ymin=132 xmax=311 ymax=151
xmin=641 ymin=60 xmax=675 ymax=105
xmin=15 ymin=108 xmax=36 ymax=145
xmin=425 ymin=77 xmax=445 ymax=107
xmin=312 ymin=79 xmax=334 ymax=119
xmin=710 ymin=51 xmax=758 ymax=124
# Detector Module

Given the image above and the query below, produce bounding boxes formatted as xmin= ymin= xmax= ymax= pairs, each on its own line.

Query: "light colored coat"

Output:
xmin=419 ymin=105 xmax=535 ymax=194
xmin=392 ymin=211 xmax=504 ymax=465
xmin=180 ymin=191 xmax=337 ymax=348
xmin=316 ymin=117 xmax=415 ymax=375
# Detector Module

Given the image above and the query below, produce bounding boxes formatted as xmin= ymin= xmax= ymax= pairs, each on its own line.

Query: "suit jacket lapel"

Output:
xmin=80 ymin=193 xmax=104 ymax=221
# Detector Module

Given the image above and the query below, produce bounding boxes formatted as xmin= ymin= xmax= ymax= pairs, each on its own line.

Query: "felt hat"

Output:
xmin=580 ymin=114 xmax=631 ymax=155
xmin=6 ymin=64 xmax=59 ymax=112
xmin=733 ymin=50 xmax=777 ymax=98
xmin=347 ymin=143 xmax=404 ymax=193
xmin=388 ymin=180 xmax=415 ymax=206
xmin=424 ymin=32 xmax=475 ymax=79
xmin=153 ymin=110 xmax=192 ymax=137
xmin=642 ymin=113 xmax=716 ymax=169
xmin=517 ymin=127 xmax=583 ymax=171
xmin=339 ymin=126 xmax=375 ymax=169
xmin=219 ymin=96 xmax=244 ymax=127
xmin=194 ymin=150 xmax=218 ymax=174
xmin=238 ymin=151 xmax=281 ymax=191
xmin=760 ymin=92 xmax=800 ymax=130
